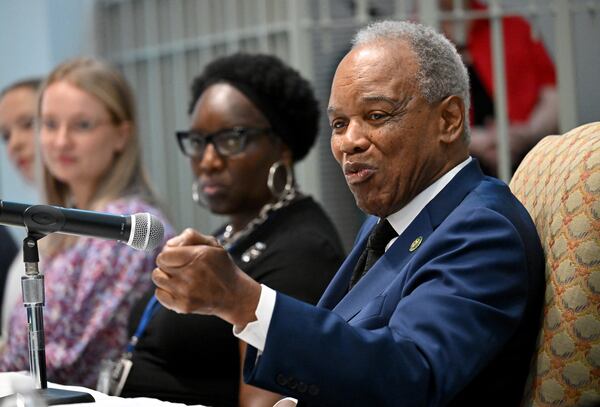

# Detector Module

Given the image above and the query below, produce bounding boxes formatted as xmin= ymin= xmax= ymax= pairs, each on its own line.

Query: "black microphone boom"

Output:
xmin=0 ymin=200 xmax=164 ymax=252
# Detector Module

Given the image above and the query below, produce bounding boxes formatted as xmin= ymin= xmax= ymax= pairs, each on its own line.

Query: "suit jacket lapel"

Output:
xmin=318 ymin=216 xmax=377 ymax=310
xmin=332 ymin=209 xmax=434 ymax=321
xmin=328 ymin=160 xmax=486 ymax=322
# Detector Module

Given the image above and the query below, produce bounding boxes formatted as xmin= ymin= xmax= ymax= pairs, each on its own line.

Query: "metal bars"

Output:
xmin=95 ymin=0 xmax=584 ymax=245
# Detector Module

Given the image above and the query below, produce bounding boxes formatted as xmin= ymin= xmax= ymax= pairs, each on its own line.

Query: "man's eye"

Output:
xmin=368 ymin=112 xmax=387 ymax=121
xmin=1 ymin=130 xmax=9 ymax=143
xmin=331 ymin=120 xmax=346 ymax=130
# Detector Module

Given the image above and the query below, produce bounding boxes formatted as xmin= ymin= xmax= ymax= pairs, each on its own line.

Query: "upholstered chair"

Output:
xmin=509 ymin=122 xmax=600 ymax=406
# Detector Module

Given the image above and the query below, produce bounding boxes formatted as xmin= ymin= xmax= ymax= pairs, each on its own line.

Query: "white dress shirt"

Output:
xmin=234 ymin=157 xmax=473 ymax=353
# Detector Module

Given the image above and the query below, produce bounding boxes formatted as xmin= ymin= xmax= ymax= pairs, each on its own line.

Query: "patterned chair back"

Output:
xmin=509 ymin=122 xmax=600 ymax=406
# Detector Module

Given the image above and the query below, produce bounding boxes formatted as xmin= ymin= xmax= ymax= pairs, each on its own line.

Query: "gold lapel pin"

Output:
xmin=409 ymin=236 xmax=423 ymax=252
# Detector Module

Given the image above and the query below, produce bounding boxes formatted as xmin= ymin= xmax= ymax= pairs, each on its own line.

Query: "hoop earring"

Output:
xmin=267 ymin=161 xmax=295 ymax=200
xmin=192 ymin=179 xmax=207 ymax=207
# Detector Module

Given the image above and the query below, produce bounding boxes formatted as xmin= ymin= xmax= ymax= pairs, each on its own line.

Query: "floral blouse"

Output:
xmin=0 ymin=197 xmax=173 ymax=387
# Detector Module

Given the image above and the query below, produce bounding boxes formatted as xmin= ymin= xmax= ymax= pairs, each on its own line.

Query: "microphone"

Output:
xmin=0 ymin=200 xmax=164 ymax=252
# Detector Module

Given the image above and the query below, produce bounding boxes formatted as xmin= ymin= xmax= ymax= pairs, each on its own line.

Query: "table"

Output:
xmin=0 ymin=372 xmax=207 ymax=407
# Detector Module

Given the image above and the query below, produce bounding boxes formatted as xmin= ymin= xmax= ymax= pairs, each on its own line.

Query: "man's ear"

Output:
xmin=438 ymin=95 xmax=465 ymax=144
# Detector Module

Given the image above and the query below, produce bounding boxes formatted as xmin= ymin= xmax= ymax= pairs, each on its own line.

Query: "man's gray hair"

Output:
xmin=353 ymin=20 xmax=471 ymax=142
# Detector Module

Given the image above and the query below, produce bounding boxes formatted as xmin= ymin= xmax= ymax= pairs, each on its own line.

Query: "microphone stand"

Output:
xmin=1 ymin=232 xmax=95 ymax=405
xmin=22 ymin=232 xmax=48 ymax=390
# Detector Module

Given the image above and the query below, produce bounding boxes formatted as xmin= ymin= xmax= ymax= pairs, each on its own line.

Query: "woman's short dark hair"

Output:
xmin=189 ymin=53 xmax=320 ymax=162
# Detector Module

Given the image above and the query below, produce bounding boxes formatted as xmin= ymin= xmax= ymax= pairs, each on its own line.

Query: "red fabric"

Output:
xmin=467 ymin=1 xmax=556 ymax=123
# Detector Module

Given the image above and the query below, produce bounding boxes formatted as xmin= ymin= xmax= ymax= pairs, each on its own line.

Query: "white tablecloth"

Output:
xmin=0 ymin=372 xmax=207 ymax=407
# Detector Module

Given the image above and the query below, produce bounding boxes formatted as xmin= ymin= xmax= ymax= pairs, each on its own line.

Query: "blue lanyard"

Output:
xmin=125 ymin=294 xmax=161 ymax=354
xmin=126 ymin=225 xmax=263 ymax=355
xmin=124 ymin=233 xmax=234 ymax=355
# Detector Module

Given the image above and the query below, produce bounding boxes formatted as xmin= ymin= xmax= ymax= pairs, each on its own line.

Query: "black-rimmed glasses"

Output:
xmin=176 ymin=127 xmax=271 ymax=159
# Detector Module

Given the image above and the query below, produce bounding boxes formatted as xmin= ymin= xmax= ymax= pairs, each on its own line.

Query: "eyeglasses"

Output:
xmin=176 ymin=127 xmax=271 ymax=159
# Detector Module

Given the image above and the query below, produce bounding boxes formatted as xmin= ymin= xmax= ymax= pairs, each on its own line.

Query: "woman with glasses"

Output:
xmin=120 ymin=53 xmax=344 ymax=407
xmin=0 ymin=58 xmax=172 ymax=387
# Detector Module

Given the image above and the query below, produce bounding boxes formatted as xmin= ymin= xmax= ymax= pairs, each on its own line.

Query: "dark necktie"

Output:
xmin=348 ymin=219 xmax=398 ymax=290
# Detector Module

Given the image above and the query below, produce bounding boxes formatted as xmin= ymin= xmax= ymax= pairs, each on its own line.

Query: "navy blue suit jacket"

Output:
xmin=244 ymin=161 xmax=544 ymax=406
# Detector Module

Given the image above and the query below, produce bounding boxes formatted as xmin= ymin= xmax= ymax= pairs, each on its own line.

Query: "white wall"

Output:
xmin=0 ymin=0 xmax=96 ymax=240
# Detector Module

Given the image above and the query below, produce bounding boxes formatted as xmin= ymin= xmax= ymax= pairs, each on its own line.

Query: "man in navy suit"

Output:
xmin=153 ymin=21 xmax=544 ymax=406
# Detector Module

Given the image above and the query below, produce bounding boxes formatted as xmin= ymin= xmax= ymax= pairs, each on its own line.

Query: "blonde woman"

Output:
xmin=0 ymin=58 xmax=172 ymax=387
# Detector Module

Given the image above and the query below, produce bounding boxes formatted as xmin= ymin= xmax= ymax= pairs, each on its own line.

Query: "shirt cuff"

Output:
xmin=273 ymin=397 xmax=299 ymax=406
xmin=232 ymin=284 xmax=276 ymax=352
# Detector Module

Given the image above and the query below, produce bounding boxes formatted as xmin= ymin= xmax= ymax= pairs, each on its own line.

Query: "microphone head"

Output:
xmin=128 ymin=213 xmax=165 ymax=252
